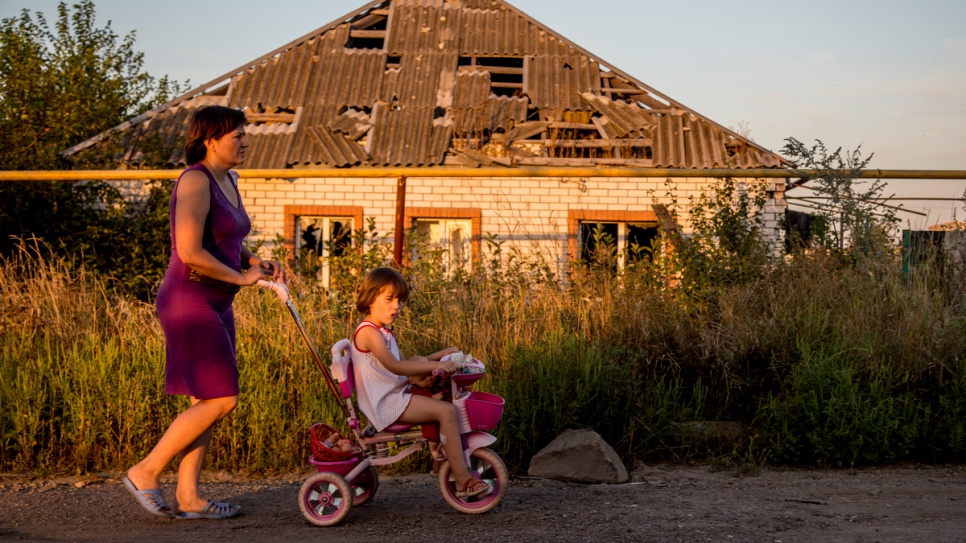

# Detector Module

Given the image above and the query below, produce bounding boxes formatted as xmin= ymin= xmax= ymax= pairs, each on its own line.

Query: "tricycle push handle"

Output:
xmin=256 ymin=279 xmax=290 ymax=304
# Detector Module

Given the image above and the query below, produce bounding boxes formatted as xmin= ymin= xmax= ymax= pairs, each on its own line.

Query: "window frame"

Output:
xmin=405 ymin=207 xmax=482 ymax=272
xmin=284 ymin=205 xmax=364 ymax=276
xmin=568 ymin=209 xmax=660 ymax=267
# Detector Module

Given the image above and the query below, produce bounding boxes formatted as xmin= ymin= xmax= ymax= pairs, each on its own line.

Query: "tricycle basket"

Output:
xmin=459 ymin=391 xmax=505 ymax=431
xmin=309 ymin=423 xmax=363 ymax=462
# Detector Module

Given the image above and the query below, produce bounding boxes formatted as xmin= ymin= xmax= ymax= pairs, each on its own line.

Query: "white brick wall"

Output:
xmin=238 ymin=175 xmax=787 ymax=268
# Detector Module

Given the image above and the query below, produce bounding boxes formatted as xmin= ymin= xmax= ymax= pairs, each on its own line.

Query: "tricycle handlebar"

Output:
xmin=256 ymin=279 xmax=290 ymax=304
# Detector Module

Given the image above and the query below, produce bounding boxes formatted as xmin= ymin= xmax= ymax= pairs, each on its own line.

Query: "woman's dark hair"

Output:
xmin=356 ymin=267 xmax=410 ymax=314
xmin=183 ymin=106 xmax=248 ymax=165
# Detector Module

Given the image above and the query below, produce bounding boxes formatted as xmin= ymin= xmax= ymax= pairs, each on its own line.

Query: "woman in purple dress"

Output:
xmin=123 ymin=106 xmax=283 ymax=520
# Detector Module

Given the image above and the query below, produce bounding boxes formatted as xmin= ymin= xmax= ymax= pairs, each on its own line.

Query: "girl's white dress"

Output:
xmin=350 ymin=321 xmax=411 ymax=431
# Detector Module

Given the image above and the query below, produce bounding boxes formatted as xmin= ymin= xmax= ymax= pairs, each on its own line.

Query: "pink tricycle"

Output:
xmin=257 ymin=280 xmax=508 ymax=526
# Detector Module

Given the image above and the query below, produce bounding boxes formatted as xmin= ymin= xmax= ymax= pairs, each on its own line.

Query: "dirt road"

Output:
xmin=2 ymin=464 xmax=964 ymax=542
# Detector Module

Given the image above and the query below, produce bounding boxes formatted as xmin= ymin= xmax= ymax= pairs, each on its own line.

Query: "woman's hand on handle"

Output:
xmin=258 ymin=259 xmax=285 ymax=282
xmin=243 ymin=258 xmax=285 ymax=286
xmin=241 ymin=264 xmax=272 ymax=286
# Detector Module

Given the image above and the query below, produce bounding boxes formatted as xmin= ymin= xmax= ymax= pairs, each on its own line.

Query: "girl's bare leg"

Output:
xmin=126 ymin=396 xmax=237 ymax=495
xmin=398 ymin=395 xmax=475 ymax=488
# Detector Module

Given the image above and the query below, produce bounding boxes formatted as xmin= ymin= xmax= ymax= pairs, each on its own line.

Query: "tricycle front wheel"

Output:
xmin=437 ymin=447 xmax=508 ymax=514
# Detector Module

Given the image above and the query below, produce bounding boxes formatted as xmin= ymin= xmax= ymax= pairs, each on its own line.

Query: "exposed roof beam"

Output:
xmin=545 ymin=139 xmax=652 ymax=148
xmin=349 ymin=29 xmax=386 ymax=39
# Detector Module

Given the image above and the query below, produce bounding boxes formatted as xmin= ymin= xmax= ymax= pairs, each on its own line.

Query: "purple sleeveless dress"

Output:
xmin=156 ymin=163 xmax=251 ymax=399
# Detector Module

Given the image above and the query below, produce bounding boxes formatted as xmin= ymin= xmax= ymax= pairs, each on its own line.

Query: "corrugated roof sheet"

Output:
xmin=328 ymin=109 xmax=372 ymax=140
xmin=244 ymin=132 xmax=296 ymax=170
xmin=368 ymin=104 xmax=450 ymax=166
xmin=228 ymin=37 xmax=319 ymax=111
xmin=387 ymin=4 xmax=462 ymax=56
xmin=459 ymin=8 xmax=536 ymax=56
xmin=309 ymin=49 xmax=389 ymax=108
xmin=288 ymin=104 xmax=339 ymax=165
xmin=527 ymin=38 xmax=600 ymax=111
xmin=581 ymin=93 xmax=652 ymax=139
xmin=73 ymin=0 xmax=785 ymax=170
xmin=307 ymin=126 xmax=369 ymax=167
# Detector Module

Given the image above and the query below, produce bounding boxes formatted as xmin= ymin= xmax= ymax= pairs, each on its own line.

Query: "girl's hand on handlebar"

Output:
xmin=436 ymin=361 xmax=458 ymax=375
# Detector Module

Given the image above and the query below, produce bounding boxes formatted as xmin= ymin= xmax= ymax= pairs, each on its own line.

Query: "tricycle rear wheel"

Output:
xmin=298 ymin=472 xmax=353 ymax=526
xmin=350 ymin=466 xmax=379 ymax=506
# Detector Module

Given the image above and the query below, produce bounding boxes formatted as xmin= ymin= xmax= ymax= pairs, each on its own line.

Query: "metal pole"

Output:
xmin=285 ymin=301 xmax=350 ymax=417
xmin=393 ymin=175 xmax=406 ymax=268
xmin=787 ymin=196 xmax=929 ymax=216
xmin=2 ymin=167 xmax=966 ymax=181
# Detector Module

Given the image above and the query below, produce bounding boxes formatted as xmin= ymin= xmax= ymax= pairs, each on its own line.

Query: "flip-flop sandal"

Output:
xmin=122 ymin=476 xmax=174 ymax=519
xmin=176 ymin=499 xmax=242 ymax=520
xmin=456 ymin=477 xmax=492 ymax=498
xmin=431 ymin=458 xmax=444 ymax=478
xmin=429 ymin=449 xmax=446 ymax=478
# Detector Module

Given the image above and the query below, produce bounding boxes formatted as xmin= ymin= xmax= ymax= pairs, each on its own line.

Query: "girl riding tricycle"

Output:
xmin=259 ymin=267 xmax=507 ymax=526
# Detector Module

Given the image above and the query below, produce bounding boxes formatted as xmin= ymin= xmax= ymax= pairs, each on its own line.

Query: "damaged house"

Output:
xmin=65 ymin=0 xmax=788 ymax=283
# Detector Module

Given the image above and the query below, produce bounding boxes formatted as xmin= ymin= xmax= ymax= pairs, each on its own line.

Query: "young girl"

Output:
xmin=350 ymin=267 xmax=491 ymax=498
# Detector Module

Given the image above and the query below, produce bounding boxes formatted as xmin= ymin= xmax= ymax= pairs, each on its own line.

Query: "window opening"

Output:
xmin=579 ymin=221 xmax=658 ymax=269
xmin=296 ymin=216 xmax=354 ymax=287
xmin=412 ymin=218 xmax=473 ymax=276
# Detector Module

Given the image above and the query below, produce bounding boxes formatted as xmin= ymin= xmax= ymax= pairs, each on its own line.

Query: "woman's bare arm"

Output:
xmin=174 ymin=170 xmax=266 ymax=286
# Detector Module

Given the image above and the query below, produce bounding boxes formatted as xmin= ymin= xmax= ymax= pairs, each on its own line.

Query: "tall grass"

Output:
xmin=2 ymin=216 xmax=966 ymax=474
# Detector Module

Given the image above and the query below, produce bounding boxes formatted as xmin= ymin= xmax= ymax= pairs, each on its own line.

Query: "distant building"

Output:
xmin=928 ymin=222 xmax=966 ymax=232
xmin=65 ymin=0 xmax=788 ymax=282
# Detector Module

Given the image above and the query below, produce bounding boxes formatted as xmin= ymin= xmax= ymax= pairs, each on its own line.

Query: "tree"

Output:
xmin=674 ymin=176 xmax=773 ymax=302
xmin=781 ymin=138 xmax=898 ymax=259
xmin=0 ymin=0 xmax=181 ymax=169
xmin=0 ymin=1 xmax=186 ymax=299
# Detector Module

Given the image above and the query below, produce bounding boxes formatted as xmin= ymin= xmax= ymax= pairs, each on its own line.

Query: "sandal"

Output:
xmin=176 ymin=500 xmax=242 ymax=520
xmin=431 ymin=458 xmax=445 ymax=478
xmin=430 ymin=448 xmax=446 ymax=478
xmin=456 ymin=477 xmax=492 ymax=498
xmin=122 ymin=476 xmax=174 ymax=519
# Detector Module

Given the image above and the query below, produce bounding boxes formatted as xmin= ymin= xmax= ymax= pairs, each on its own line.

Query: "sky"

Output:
xmin=2 ymin=0 xmax=965 ymax=228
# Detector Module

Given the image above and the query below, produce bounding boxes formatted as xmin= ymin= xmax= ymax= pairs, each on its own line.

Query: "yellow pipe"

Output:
xmin=1 ymin=167 xmax=965 ymax=181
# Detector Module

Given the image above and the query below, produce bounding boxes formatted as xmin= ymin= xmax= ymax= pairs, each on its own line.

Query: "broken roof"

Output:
xmin=65 ymin=0 xmax=785 ymax=170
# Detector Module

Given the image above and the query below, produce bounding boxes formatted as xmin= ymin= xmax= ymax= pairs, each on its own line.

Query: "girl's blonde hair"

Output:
xmin=356 ymin=267 xmax=410 ymax=314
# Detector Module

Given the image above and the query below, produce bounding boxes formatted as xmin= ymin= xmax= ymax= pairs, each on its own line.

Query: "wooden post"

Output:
xmin=393 ymin=175 xmax=407 ymax=267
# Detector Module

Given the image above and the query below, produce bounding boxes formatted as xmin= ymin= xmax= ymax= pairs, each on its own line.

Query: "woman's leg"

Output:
xmin=174 ymin=396 xmax=229 ymax=512
xmin=398 ymin=395 xmax=476 ymax=488
xmin=126 ymin=396 xmax=237 ymax=495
